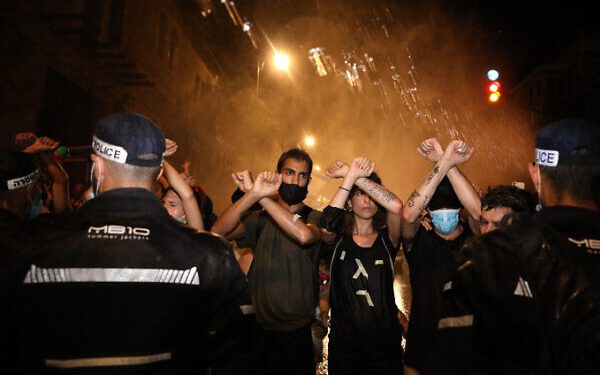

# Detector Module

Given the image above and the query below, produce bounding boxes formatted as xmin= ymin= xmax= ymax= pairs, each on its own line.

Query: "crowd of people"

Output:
xmin=0 ymin=112 xmax=598 ymax=375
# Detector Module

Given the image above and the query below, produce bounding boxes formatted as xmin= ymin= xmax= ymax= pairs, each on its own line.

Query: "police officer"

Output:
xmin=10 ymin=113 xmax=255 ymax=374
xmin=427 ymin=118 xmax=600 ymax=374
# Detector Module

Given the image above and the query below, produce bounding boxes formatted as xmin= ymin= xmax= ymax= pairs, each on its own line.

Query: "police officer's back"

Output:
xmin=11 ymin=113 xmax=254 ymax=374
xmin=427 ymin=118 xmax=600 ymax=374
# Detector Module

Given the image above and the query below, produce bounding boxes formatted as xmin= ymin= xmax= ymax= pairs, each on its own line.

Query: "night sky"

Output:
xmin=445 ymin=0 xmax=600 ymax=83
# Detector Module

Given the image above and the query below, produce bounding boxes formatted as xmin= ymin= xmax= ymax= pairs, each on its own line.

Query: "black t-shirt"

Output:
xmin=404 ymin=222 xmax=472 ymax=371
xmin=328 ymin=228 xmax=402 ymax=351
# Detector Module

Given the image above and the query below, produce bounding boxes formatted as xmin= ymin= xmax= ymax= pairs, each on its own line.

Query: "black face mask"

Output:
xmin=278 ymin=182 xmax=308 ymax=205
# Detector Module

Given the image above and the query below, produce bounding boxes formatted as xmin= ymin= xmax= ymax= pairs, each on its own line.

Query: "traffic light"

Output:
xmin=486 ymin=69 xmax=501 ymax=104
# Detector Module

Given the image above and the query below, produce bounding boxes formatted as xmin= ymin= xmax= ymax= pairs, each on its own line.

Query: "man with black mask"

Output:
xmin=401 ymin=139 xmax=481 ymax=375
xmin=213 ymin=148 xmax=322 ymax=375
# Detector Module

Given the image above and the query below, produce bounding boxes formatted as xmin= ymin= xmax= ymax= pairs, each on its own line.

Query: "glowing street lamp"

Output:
xmin=273 ymin=51 xmax=290 ymax=72
xmin=303 ymin=135 xmax=315 ymax=148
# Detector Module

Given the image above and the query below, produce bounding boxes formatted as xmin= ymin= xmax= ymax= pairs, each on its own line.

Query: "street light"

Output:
xmin=303 ymin=135 xmax=315 ymax=148
xmin=256 ymin=50 xmax=291 ymax=96
xmin=273 ymin=51 xmax=290 ymax=72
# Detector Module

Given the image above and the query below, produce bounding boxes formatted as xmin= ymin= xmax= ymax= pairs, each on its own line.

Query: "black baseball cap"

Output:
xmin=428 ymin=176 xmax=463 ymax=210
xmin=0 ymin=151 xmax=39 ymax=191
xmin=92 ymin=112 xmax=166 ymax=167
xmin=535 ymin=118 xmax=600 ymax=167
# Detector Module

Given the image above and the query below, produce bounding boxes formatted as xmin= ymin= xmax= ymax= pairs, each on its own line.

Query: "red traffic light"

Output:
xmin=488 ymin=81 xmax=501 ymax=93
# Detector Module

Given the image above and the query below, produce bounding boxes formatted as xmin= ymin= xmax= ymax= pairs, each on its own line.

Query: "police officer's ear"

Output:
xmin=528 ymin=162 xmax=541 ymax=193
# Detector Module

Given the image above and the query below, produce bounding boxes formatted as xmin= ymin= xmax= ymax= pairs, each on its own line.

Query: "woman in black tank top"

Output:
xmin=319 ymin=157 xmax=406 ymax=375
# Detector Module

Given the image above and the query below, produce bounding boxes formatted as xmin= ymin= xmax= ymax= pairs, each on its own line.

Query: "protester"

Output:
xmin=479 ymin=185 xmax=533 ymax=233
xmin=212 ymin=148 xmax=321 ymax=375
xmin=319 ymin=157 xmax=405 ymax=374
xmin=160 ymin=139 xmax=205 ymax=230
xmin=402 ymin=139 xmax=481 ymax=375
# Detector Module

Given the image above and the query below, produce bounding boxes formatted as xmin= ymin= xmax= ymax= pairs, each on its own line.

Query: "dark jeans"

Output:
xmin=258 ymin=324 xmax=315 ymax=375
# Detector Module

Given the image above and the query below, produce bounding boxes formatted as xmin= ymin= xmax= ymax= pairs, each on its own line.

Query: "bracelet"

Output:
xmin=292 ymin=213 xmax=302 ymax=223
xmin=338 ymin=186 xmax=351 ymax=192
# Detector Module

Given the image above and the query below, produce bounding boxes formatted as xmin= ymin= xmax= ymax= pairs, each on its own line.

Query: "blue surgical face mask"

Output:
xmin=430 ymin=208 xmax=461 ymax=235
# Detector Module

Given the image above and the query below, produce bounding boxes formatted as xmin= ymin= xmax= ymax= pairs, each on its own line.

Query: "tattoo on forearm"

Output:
xmin=361 ymin=179 xmax=393 ymax=203
xmin=425 ymin=165 xmax=440 ymax=186
xmin=407 ymin=190 xmax=421 ymax=208
xmin=419 ymin=195 xmax=430 ymax=210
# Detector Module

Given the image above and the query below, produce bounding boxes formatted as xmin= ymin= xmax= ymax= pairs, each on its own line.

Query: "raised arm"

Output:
xmin=161 ymin=140 xmax=204 ymax=231
xmin=446 ymin=165 xmax=481 ymax=234
xmin=402 ymin=139 xmax=474 ymax=242
xmin=211 ymin=170 xmax=257 ymax=239
xmin=417 ymin=138 xmax=481 ymax=234
xmin=163 ymin=160 xmax=204 ymax=231
xmin=327 ymin=157 xmax=403 ymax=245
xmin=17 ymin=133 xmax=70 ymax=213
xmin=255 ymin=171 xmax=321 ymax=246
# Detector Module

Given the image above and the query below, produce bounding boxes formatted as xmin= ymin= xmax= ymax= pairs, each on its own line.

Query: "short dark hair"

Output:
xmin=540 ymin=164 xmax=600 ymax=203
xmin=481 ymin=185 xmax=533 ymax=215
xmin=276 ymin=148 xmax=313 ymax=174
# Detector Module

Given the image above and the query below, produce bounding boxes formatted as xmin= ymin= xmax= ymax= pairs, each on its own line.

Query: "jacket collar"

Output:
xmin=78 ymin=188 xmax=168 ymax=216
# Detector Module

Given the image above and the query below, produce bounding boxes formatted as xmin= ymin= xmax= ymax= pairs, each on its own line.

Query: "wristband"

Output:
xmin=338 ymin=186 xmax=351 ymax=192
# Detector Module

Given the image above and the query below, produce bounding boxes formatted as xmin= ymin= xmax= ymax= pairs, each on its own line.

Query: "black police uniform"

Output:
xmin=9 ymin=188 xmax=255 ymax=374
xmin=427 ymin=206 xmax=600 ymax=375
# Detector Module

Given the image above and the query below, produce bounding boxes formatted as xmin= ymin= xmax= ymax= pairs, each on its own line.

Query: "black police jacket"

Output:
xmin=9 ymin=188 xmax=256 ymax=374
xmin=426 ymin=206 xmax=600 ymax=375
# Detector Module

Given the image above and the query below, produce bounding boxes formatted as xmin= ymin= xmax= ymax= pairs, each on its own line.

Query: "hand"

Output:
xmin=347 ymin=157 xmax=375 ymax=180
xmin=163 ymin=139 xmax=178 ymax=157
xmin=181 ymin=171 xmax=195 ymax=186
xmin=251 ymin=171 xmax=282 ymax=198
xmin=419 ymin=216 xmax=433 ymax=231
xmin=16 ymin=133 xmax=58 ymax=153
xmin=320 ymin=228 xmax=337 ymax=245
xmin=325 ymin=161 xmax=349 ymax=179
xmin=441 ymin=140 xmax=474 ymax=167
xmin=417 ymin=138 xmax=444 ymax=163
xmin=231 ymin=170 xmax=254 ymax=192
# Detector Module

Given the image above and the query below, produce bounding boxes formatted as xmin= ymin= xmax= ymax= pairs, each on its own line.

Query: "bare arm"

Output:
xmin=327 ymin=158 xmax=403 ymax=246
xmin=163 ymin=160 xmax=204 ymax=231
xmin=212 ymin=170 xmax=256 ymax=238
xmin=17 ymin=133 xmax=70 ymax=213
xmin=446 ymin=167 xmax=481 ymax=234
xmin=255 ymin=171 xmax=321 ymax=246
xmin=402 ymin=161 xmax=452 ymax=242
xmin=402 ymin=139 xmax=475 ymax=241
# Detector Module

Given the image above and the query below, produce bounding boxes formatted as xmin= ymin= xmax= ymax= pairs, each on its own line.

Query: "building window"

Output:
xmin=157 ymin=13 xmax=168 ymax=58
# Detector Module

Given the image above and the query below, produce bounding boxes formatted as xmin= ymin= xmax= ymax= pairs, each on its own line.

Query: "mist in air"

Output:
xmin=172 ymin=0 xmax=535 ymax=213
